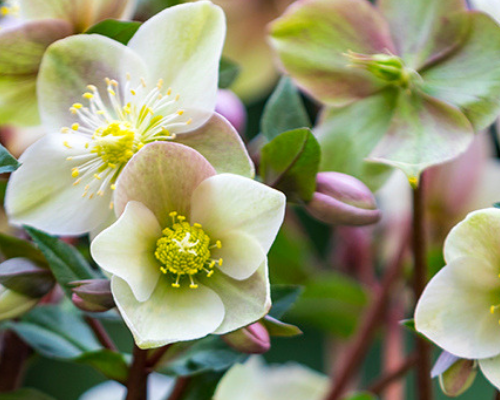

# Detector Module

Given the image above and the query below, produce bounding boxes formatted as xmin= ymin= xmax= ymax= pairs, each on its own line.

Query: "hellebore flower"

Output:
xmin=0 ymin=0 xmax=137 ymax=126
xmin=415 ymin=208 xmax=500 ymax=389
xmin=5 ymin=1 xmax=254 ymax=236
xmin=91 ymin=142 xmax=285 ymax=348
xmin=270 ymin=0 xmax=500 ymax=186
xmin=213 ymin=357 xmax=330 ymax=400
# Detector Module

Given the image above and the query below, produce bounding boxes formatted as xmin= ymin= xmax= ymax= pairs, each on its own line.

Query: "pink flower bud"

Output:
xmin=215 ymin=89 xmax=247 ymax=135
xmin=71 ymin=279 xmax=115 ymax=313
xmin=305 ymin=172 xmax=381 ymax=226
xmin=222 ymin=322 xmax=271 ymax=354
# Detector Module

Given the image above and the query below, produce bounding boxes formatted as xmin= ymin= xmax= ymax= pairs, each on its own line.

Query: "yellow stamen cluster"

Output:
xmin=155 ymin=212 xmax=222 ymax=289
xmin=91 ymin=121 xmax=137 ymax=166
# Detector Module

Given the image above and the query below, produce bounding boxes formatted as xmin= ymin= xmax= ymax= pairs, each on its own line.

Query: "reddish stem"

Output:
xmin=84 ymin=316 xmax=117 ymax=352
xmin=125 ymin=345 xmax=149 ymax=400
xmin=167 ymin=377 xmax=190 ymax=400
xmin=0 ymin=330 xmax=31 ymax=392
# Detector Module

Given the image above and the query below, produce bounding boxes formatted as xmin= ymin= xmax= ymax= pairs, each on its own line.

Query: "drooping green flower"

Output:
xmin=5 ymin=1 xmax=254 ymax=236
xmin=415 ymin=208 xmax=500 ymax=390
xmin=0 ymin=0 xmax=137 ymax=126
xmin=270 ymin=0 xmax=500 ymax=186
xmin=213 ymin=357 xmax=330 ymax=400
xmin=91 ymin=142 xmax=285 ymax=348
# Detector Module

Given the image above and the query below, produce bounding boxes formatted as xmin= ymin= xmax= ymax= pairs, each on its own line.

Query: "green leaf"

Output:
xmin=85 ymin=19 xmax=141 ymax=45
xmin=159 ymin=336 xmax=246 ymax=377
xmin=0 ymin=233 xmax=47 ymax=265
xmin=0 ymin=143 xmax=20 ymax=174
xmin=262 ymin=316 xmax=302 ymax=337
xmin=219 ymin=57 xmax=240 ymax=89
xmin=260 ymin=128 xmax=320 ymax=202
xmin=179 ymin=372 xmax=223 ymax=400
xmin=25 ymin=226 xmax=97 ymax=298
xmin=261 ymin=77 xmax=311 ymax=141
xmin=344 ymin=393 xmax=378 ymax=400
xmin=76 ymin=349 xmax=129 ymax=383
xmin=400 ymin=318 xmax=416 ymax=332
xmin=5 ymin=305 xmax=101 ymax=359
xmin=269 ymin=284 xmax=303 ymax=319
xmin=0 ymin=389 xmax=56 ymax=400
xmin=290 ymin=272 xmax=368 ymax=338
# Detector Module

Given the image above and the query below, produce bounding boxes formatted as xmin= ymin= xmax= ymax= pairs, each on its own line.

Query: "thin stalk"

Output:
xmin=367 ymin=354 xmax=418 ymax=395
xmin=146 ymin=345 xmax=172 ymax=369
xmin=494 ymin=391 xmax=500 ymax=400
xmin=0 ymin=331 xmax=31 ymax=392
xmin=126 ymin=344 xmax=149 ymax=400
xmin=412 ymin=177 xmax=433 ymax=400
xmin=167 ymin=377 xmax=190 ymax=400
xmin=324 ymin=227 xmax=409 ymax=400
xmin=84 ymin=316 xmax=117 ymax=352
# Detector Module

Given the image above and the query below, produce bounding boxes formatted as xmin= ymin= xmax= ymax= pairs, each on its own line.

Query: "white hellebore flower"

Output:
xmin=213 ymin=357 xmax=330 ymax=400
xmin=416 ymin=208 xmax=500 ymax=389
xmin=91 ymin=142 xmax=285 ymax=348
xmin=5 ymin=1 xmax=253 ymax=236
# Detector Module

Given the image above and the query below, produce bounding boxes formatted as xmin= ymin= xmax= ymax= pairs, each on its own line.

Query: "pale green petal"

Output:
xmin=379 ymin=0 xmax=468 ymax=69
xmin=91 ymin=202 xmax=161 ymax=302
xmin=0 ymin=285 xmax=38 ymax=321
xmin=175 ymin=113 xmax=254 ymax=178
xmin=479 ymin=355 xmax=500 ymax=390
xmin=269 ymin=0 xmax=396 ymax=106
xmin=112 ymin=277 xmax=224 ymax=348
xmin=128 ymin=1 xmax=225 ymax=114
xmin=444 ymin=208 xmax=500 ymax=267
xmin=0 ymin=20 xmax=72 ymax=126
xmin=369 ymin=91 xmax=474 ymax=182
xmin=201 ymin=260 xmax=270 ymax=335
xmin=315 ymin=89 xmax=396 ymax=191
xmin=415 ymin=256 xmax=500 ymax=359
xmin=19 ymin=0 xmax=137 ymax=32
xmin=5 ymin=134 xmax=113 ymax=236
xmin=212 ymin=231 xmax=266 ymax=280
xmin=190 ymin=174 xmax=286 ymax=255
xmin=38 ymin=34 xmax=148 ymax=133
xmin=114 ymin=142 xmax=216 ymax=227
xmin=421 ymin=12 xmax=500 ymax=130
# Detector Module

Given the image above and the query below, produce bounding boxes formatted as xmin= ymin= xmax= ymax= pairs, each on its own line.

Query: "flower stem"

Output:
xmin=146 ymin=344 xmax=172 ymax=369
xmin=126 ymin=344 xmax=149 ymax=400
xmin=495 ymin=390 xmax=500 ymax=400
xmin=366 ymin=353 xmax=418 ymax=395
xmin=324 ymin=226 xmax=409 ymax=400
xmin=167 ymin=377 xmax=190 ymax=400
xmin=412 ymin=177 xmax=433 ymax=400
xmin=0 ymin=330 xmax=31 ymax=392
xmin=84 ymin=316 xmax=117 ymax=352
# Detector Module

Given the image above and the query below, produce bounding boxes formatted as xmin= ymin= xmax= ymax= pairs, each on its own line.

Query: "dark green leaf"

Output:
xmin=494 ymin=202 xmax=500 ymax=209
xmin=0 ymin=143 xmax=20 ymax=174
xmin=179 ymin=372 xmax=224 ymax=400
xmin=269 ymin=284 xmax=303 ymax=319
xmin=159 ymin=336 xmax=246 ymax=377
xmin=0 ymin=233 xmax=47 ymax=265
xmin=76 ymin=349 xmax=129 ymax=383
xmin=0 ymin=389 xmax=56 ymax=400
xmin=260 ymin=128 xmax=320 ymax=202
xmin=219 ymin=57 xmax=240 ymax=89
xmin=261 ymin=76 xmax=311 ymax=141
xmin=344 ymin=393 xmax=378 ymax=400
xmin=400 ymin=318 xmax=416 ymax=332
xmin=85 ymin=19 xmax=141 ymax=45
xmin=262 ymin=316 xmax=302 ymax=337
xmin=25 ymin=226 xmax=97 ymax=298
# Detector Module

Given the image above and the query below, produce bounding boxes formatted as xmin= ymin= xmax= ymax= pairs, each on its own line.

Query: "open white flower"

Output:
xmin=5 ymin=1 xmax=253 ymax=236
xmin=91 ymin=142 xmax=285 ymax=348
xmin=415 ymin=208 xmax=500 ymax=389
xmin=213 ymin=357 xmax=330 ymax=400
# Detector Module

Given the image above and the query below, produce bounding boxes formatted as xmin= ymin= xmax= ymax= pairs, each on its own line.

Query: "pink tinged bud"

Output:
xmin=222 ymin=322 xmax=271 ymax=354
xmin=438 ymin=358 xmax=477 ymax=397
xmin=215 ymin=89 xmax=247 ymax=135
xmin=0 ymin=258 xmax=55 ymax=298
xmin=305 ymin=172 xmax=381 ymax=226
xmin=70 ymin=279 xmax=115 ymax=313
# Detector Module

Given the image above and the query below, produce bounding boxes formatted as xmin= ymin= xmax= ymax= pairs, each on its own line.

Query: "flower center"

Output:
xmin=63 ymin=76 xmax=193 ymax=208
xmin=345 ymin=51 xmax=420 ymax=89
xmin=0 ymin=0 xmax=19 ymax=17
xmin=154 ymin=212 xmax=222 ymax=289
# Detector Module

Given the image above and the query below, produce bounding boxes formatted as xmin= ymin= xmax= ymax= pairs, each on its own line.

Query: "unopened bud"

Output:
xmin=71 ymin=279 xmax=115 ymax=313
xmin=0 ymin=257 xmax=54 ymax=298
xmin=0 ymin=284 xmax=39 ymax=321
xmin=215 ymin=89 xmax=247 ymax=135
xmin=439 ymin=358 xmax=477 ymax=397
xmin=305 ymin=172 xmax=381 ymax=226
xmin=222 ymin=322 xmax=271 ymax=354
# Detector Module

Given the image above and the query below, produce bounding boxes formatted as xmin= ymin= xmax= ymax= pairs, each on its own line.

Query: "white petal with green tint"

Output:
xmin=269 ymin=0 xmax=396 ymax=106
xmin=38 ymin=34 xmax=148 ymax=133
xmin=190 ymin=174 xmax=286 ymax=255
xmin=114 ymin=142 xmax=216 ymax=227
xmin=175 ymin=113 xmax=254 ymax=178
xmin=0 ymin=285 xmax=38 ymax=321
xmin=201 ymin=260 xmax=270 ymax=335
xmin=421 ymin=12 xmax=500 ymax=130
xmin=369 ymin=91 xmax=474 ymax=182
xmin=379 ymin=0 xmax=468 ymax=69
xmin=0 ymin=19 xmax=72 ymax=126
xmin=128 ymin=1 xmax=225 ymax=115
xmin=415 ymin=256 xmax=500 ymax=359
xmin=479 ymin=354 xmax=500 ymax=390
xmin=91 ymin=202 xmax=162 ymax=302
xmin=5 ymin=133 xmax=113 ymax=236
xmin=444 ymin=208 xmax=500 ymax=267
xmin=112 ymin=277 xmax=224 ymax=349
